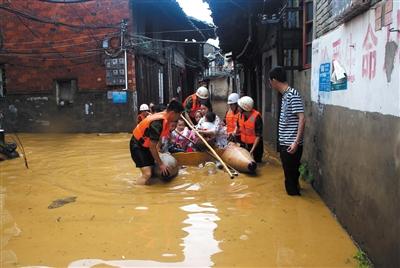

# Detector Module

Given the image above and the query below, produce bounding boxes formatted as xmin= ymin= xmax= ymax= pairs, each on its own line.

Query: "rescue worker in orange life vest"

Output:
xmin=224 ymin=93 xmax=240 ymax=141
xmin=236 ymin=96 xmax=264 ymax=163
xmin=183 ymin=86 xmax=212 ymax=126
xmin=137 ymin=104 xmax=151 ymax=124
xmin=130 ymin=100 xmax=184 ymax=185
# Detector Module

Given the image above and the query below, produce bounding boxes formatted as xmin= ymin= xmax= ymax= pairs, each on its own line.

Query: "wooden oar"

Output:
xmin=180 ymin=114 xmax=234 ymax=179
xmin=172 ymin=130 xmax=239 ymax=176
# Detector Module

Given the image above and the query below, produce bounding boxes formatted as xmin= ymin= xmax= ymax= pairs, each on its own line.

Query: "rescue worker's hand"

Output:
xmin=159 ymin=163 xmax=170 ymax=177
xmin=287 ymin=142 xmax=298 ymax=154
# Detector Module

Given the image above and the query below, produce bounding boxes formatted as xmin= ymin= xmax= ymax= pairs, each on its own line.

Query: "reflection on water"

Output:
xmin=70 ymin=203 xmax=221 ymax=267
xmin=0 ymin=134 xmax=357 ymax=267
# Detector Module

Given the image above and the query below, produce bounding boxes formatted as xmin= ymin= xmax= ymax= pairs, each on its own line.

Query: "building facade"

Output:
xmin=0 ymin=0 xmax=213 ymax=132
xmin=0 ymin=0 xmax=135 ymax=132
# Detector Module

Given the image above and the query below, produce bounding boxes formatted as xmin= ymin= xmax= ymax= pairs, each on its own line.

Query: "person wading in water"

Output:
xmin=130 ymin=100 xmax=184 ymax=185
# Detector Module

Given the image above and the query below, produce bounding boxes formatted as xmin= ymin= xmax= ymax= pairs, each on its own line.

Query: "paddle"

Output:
xmin=180 ymin=114 xmax=234 ymax=179
xmin=172 ymin=130 xmax=239 ymax=176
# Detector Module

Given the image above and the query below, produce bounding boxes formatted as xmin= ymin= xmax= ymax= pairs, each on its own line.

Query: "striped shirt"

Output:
xmin=279 ymin=87 xmax=304 ymax=146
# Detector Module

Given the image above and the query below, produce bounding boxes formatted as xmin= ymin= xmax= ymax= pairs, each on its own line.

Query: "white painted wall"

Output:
xmin=311 ymin=2 xmax=400 ymax=117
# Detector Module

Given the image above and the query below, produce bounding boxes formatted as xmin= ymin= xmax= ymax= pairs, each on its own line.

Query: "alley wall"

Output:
xmin=305 ymin=1 xmax=400 ymax=267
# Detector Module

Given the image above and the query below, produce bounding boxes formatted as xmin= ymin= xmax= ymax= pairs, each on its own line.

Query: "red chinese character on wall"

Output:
xmin=332 ymin=39 xmax=341 ymax=60
xmin=362 ymin=24 xmax=378 ymax=80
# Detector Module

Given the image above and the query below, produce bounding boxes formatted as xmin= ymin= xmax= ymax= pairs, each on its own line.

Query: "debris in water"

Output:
xmin=48 ymin=196 xmax=77 ymax=209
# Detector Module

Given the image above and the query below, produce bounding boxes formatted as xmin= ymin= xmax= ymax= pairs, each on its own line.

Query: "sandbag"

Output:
xmin=152 ymin=153 xmax=179 ymax=182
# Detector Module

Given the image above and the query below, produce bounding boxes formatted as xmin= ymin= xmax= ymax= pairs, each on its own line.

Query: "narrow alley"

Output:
xmin=1 ymin=0 xmax=399 ymax=267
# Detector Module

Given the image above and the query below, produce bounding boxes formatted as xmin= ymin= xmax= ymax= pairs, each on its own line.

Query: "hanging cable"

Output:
xmin=0 ymin=5 xmax=119 ymax=29
xmin=3 ymin=31 xmax=118 ymax=46
xmin=38 ymin=0 xmax=95 ymax=3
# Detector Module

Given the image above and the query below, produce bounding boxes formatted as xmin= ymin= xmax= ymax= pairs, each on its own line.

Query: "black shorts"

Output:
xmin=130 ymin=136 xmax=155 ymax=168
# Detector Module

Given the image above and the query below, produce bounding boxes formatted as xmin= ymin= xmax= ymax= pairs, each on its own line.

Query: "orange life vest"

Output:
xmin=238 ymin=109 xmax=261 ymax=144
xmin=183 ymin=94 xmax=201 ymax=118
xmin=225 ymin=109 xmax=239 ymax=134
xmin=132 ymin=112 xmax=170 ymax=148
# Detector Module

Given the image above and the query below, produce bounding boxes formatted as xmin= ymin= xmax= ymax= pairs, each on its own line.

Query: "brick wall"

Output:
xmin=314 ymin=0 xmax=337 ymax=38
xmin=0 ymin=0 xmax=135 ymax=93
xmin=0 ymin=0 xmax=137 ymax=133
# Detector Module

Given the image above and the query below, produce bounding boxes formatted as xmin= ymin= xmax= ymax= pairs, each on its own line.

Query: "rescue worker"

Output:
xmin=137 ymin=104 xmax=151 ymax=123
xmin=130 ymin=100 xmax=184 ymax=185
xmin=237 ymin=96 xmax=264 ymax=163
xmin=183 ymin=86 xmax=212 ymax=125
xmin=224 ymin=93 xmax=240 ymax=141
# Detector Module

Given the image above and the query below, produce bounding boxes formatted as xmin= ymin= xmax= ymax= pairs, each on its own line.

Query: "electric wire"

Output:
xmin=0 ymin=5 xmax=119 ymax=29
xmin=2 ymin=31 xmax=119 ymax=46
xmin=38 ymin=0 xmax=95 ymax=3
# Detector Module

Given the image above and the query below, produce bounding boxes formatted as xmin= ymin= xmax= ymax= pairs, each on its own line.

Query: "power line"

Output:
xmin=2 ymin=31 xmax=118 ymax=46
xmin=0 ymin=51 xmax=103 ymax=60
xmin=1 ymin=47 xmax=103 ymax=55
xmin=128 ymin=34 xmax=208 ymax=44
xmin=6 ymin=58 xmax=99 ymax=68
xmin=0 ymin=5 xmax=119 ymax=30
xmin=38 ymin=0 xmax=95 ymax=3
xmin=3 ymin=39 xmax=100 ymax=52
xmin=135 ymin=28 xmax=217 ymax=35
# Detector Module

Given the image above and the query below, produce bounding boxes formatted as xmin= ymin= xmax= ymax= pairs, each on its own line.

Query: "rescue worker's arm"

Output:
xmin=149 ymin=141 xmax=169 ymax=176
xmin=148 ymin=120 xmax=170 ymax=176
xmin=287 ymin=112 xmax=305 ymax=154
xmin=184 ymin=96 xmax=195 ymax=126
xmin=250 ymin=115 xmax=263 ymax=155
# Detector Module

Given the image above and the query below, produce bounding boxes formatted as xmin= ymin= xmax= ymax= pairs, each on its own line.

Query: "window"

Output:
xmin=55 ymin=79 xmax=76 ymax=106
xmin=284 ymin=0 xmax=301 ymax=29
xmin=302 ymin=0 xmax=313 ymax=68
xmin=0 ymin=67 xmax=4 ymax=97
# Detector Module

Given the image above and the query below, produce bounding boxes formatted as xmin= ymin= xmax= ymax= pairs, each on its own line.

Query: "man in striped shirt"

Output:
xmin=269 ymin=66 xmax=306 ymax=196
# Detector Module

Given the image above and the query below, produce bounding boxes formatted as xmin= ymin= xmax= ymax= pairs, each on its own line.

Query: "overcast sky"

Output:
xmin=176 ymin=0 xmax=219 ymax=47
xmin=176 ymin=0 xmax=214 ymax=24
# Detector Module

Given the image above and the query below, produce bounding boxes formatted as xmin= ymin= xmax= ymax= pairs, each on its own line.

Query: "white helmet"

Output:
xmin=139 ymin=104 xmax=149 ymax=111
xmin=227 ymin=93 xmax=240 ymax=104
xmin=238 ymin=96 xmax=254 ymax=112
xmin=196 ymin=86 xmax=209 ymax=99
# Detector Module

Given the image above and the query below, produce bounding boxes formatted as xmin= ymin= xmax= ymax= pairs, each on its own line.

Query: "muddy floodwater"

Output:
xmin=1 ymin=133 xmax=357 ymax=267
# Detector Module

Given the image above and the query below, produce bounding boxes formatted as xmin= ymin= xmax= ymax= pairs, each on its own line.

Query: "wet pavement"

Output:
xmin=1 ymin=133 xmax=357 ymax=267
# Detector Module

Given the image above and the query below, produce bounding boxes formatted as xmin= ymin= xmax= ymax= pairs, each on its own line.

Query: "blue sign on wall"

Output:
xmin=112 ymin=91 xmax=127 ymax=104
xmin=319 ymin=63 xmax=331 ymax=92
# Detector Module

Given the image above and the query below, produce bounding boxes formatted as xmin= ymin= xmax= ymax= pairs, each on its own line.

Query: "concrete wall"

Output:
xmin=209 ymin=76 xmax=232 ymax=101
xmin=305 ymin=1 xmax=400 ymax=267
xmin=1 ymin=91 xmax=135 ymax=133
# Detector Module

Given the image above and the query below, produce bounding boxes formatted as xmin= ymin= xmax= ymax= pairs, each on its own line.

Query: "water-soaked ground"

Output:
xmin=0 ymin=133 xmax=357 ymax=267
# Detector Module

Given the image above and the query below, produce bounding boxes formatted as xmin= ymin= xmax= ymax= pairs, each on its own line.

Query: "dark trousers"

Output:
xmin=280 ymin=145 xmax=303 ymax=195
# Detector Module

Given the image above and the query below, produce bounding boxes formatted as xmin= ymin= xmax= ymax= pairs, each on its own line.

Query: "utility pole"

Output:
xmin=120 ymin=19 xmax=128 ymax=91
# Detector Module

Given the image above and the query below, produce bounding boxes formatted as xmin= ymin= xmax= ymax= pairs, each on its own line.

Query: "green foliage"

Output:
xmin=299 ymin=162 xmax=314 ymax=183
xmin=354 ymin=249 xmax=373 ymax=268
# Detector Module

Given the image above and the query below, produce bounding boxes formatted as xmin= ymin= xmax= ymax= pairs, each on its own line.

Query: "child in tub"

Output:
xmin=170 ymin=118 xmax=195 ymax=152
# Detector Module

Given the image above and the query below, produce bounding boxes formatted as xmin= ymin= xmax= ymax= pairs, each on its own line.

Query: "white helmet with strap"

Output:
xmin=139 ymin=104 xmax=149 ymax=111
xmin=227 ymin=93 xmax=240 ymax=104
xmin=196 ymin=86 xmax=209 ymax=99
xmin=238 ymin=96 xmax=254 ymax=112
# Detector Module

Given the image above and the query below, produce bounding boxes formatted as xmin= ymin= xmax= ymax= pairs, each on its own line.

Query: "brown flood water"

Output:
xmin=1 ymin=133 xmax=357 ymax=267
